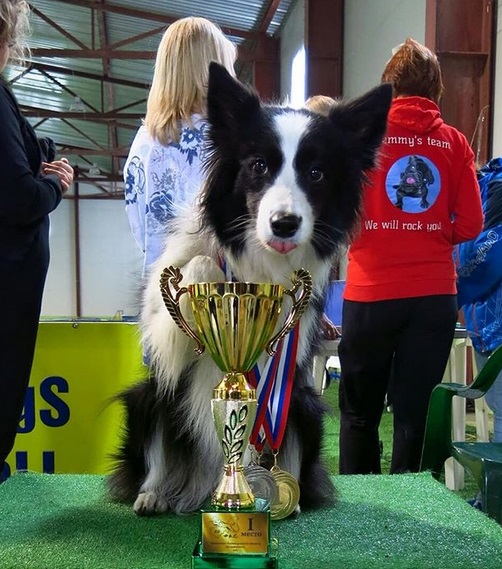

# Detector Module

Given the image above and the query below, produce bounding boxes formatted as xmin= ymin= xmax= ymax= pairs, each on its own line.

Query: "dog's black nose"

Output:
xmin=270 ymin=213 xmax=302 ymax=238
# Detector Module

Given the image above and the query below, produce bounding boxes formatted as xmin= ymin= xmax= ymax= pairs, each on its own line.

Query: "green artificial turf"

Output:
xmin=0 ymin=380 xmax=492 ymax=569
xmin=1 ymin=471 xmax=502 ymax=569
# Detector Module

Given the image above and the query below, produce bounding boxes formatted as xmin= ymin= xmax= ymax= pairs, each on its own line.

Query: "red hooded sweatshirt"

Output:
xmin=344 ymin=96 xmax=483 ymax=302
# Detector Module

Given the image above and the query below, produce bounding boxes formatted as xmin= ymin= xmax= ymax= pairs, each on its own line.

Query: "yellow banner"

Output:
xmin=5 ymin=321 xmax=146 ymax=477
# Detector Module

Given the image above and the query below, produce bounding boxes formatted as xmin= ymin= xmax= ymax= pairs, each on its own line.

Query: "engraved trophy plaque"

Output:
xmin=159 ymin=266 xmax=312 ymax=568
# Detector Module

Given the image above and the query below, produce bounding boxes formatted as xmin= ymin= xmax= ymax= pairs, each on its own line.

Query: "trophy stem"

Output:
xmin=212 ymin=464 xmax=255 ymax=509
xmin=211 ymin=372 xmax=257 ymax=509
xmin=213 ymin=372 xmax=256 ymax=401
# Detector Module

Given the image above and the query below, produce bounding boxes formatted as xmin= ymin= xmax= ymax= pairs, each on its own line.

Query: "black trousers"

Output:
xmin=338 ymin=294 xmax=457 ymax=474
xmin=0 ymin=224 xmax=49 ymax=469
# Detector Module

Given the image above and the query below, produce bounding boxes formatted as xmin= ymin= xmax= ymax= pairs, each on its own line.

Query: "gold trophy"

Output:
xmin=159 ymin=265 xmax=312 ymax=569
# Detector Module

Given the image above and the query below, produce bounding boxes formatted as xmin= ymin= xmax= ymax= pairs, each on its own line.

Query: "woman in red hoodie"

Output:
xmin=338 ymin=38 xmax=483 ymax=474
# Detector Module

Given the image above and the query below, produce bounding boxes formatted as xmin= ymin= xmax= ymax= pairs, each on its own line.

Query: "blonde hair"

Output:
xmin=0 ymin=0 xmax=30 ymax=64
xmin=305 ymin=95 xmax=337 ymax=116
xmin=381 ymin=38 xmax=444 ymax=104
xmin=145 ymin=17 xmax=237 ymax=145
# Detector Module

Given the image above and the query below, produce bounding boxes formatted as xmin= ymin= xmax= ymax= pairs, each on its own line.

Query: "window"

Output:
xmin=290 ymin=45 xmax=306 ymax=108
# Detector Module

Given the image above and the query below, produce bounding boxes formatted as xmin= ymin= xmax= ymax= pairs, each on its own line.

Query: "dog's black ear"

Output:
xmin=206 ymin=62 xmax=261 ymax=144
xmin=330 ymin=83 xmax=392 ymax=171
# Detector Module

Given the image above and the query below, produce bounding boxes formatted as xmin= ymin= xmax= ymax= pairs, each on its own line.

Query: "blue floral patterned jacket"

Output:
xmin=123 ymin=114 xmax=207 ymax=273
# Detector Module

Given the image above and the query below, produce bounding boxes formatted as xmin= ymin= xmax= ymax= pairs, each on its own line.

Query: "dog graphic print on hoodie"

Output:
xmin=345 ymin=96 xmax=483 ymax=302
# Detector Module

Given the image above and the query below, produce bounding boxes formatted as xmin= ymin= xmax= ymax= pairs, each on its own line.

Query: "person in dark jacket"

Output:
xmin=0 ymin=0 xmax=74 ymax=478
xmin=455 ymin=157 xmax=502 ymax=447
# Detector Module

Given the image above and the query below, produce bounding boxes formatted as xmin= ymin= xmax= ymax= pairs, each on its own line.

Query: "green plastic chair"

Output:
xmin=420 ymin=343 xmax=502 ymax=524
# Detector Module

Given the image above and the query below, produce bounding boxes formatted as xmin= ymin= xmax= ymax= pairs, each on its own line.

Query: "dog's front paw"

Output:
xmin=177 ymin=256 xmax=224 ymax=321
xmin=133 ymin=491 xmax=170 ymax=516
xmin=181 ymin=255 xmax=223 ymax=285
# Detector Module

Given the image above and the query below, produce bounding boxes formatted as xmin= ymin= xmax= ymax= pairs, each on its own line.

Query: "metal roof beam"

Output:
xmin=65 ymin=190 xmax=124 ymax=197
xmin=21 ymin=107 xmax=143 ymax=121
xmin=61 ymin=117 xmax=106 ymax=150
xmin=32 ymin=48 xmax=155 ymax=58
xmin=48 ymin=0 xmax=255 ymax=39
xmin=28 ymin=62 xmax=148 ymax=89
xmin=96 ymin=1 xmax=121 ymax=180
xmin=32 ymin=46 xmax=260 ymax=62
xmin=36 ymin=67 xmax=101 ymax=114
xmin=30 ymin=5 xmax=88 ymax=49
xmin=58 ymin=146 xmax=129 ymax=156
xmin=258 ymin=0 xmax=284 ymax=33
xmin=109 ymin=25 xmax=165 ymax=50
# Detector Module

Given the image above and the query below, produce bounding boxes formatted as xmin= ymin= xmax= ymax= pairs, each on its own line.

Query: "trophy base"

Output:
xmin=191 ymin=498 xmax=279 ymax=568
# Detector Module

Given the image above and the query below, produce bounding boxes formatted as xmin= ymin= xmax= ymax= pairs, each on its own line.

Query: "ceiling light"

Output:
xmin=69 ymin=96 xmax=86 ymax=112
xmin=88 ymin=163 xmax=101 ymax=176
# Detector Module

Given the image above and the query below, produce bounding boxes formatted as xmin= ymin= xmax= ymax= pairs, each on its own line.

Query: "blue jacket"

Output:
xmin=455 ymin=157 xmax=502 ymax=354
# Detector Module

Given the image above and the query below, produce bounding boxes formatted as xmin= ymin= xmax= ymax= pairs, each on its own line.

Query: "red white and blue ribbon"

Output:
xmin=248 ymin=324 xmax=299 ymax=452
xmin=218 ymin=254 xmax=299 ymax=452
xmin=219 ymin=255 xmax=235 ymax=282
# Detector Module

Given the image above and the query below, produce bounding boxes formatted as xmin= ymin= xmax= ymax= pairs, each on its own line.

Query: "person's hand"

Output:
xmin=42 ymin=157 xmax=74 ymax=194
xmin=321 ymin=312 xmax=340 ymax=340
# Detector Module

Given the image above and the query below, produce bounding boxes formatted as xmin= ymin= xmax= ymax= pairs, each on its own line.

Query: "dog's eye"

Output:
xmin=251 ymin=159 xmax=268 ymax=175
xmin=309 ymin=167 xmax=324 ymax=182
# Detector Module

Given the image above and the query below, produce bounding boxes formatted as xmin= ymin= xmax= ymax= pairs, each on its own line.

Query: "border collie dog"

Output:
xmin=109 ymin=63 xmax=392 ymax=516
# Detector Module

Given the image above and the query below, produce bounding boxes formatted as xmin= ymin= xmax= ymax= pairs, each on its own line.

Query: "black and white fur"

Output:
xmin=108 ymin=63 xmax=392 ymax=516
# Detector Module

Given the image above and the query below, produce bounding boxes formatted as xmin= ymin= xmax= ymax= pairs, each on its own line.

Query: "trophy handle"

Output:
xmin=159 ymin=266 xmax=205 ymax=355
xmin=265 ymin=268 xmax=313 ymax=356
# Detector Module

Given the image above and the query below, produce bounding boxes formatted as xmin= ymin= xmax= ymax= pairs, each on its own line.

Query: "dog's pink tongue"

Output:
xmin=269 ymin=240 xmax=297 ymax=254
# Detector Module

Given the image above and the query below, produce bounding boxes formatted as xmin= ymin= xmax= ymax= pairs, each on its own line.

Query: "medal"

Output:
xmin=244 ymin=462 xmax=278 ymax=504
xmin=269 ymin=453 xmax=300 ymax=520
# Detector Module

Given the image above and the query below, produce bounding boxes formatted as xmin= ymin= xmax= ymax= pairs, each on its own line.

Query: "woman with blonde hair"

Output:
xmin=124 ymin=17 xmax=236 ymax=273
xmin=0 ymin=0 xmax=74 ymax=479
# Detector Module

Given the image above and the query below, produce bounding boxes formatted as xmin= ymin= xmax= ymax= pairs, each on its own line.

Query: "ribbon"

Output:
xmin=217 ymin=254 xmax=299 ymax=452
xmin=219 ymin=255 xmax=235 ymax=282
xmin=248 ymin=323 xmax=299 ymax=452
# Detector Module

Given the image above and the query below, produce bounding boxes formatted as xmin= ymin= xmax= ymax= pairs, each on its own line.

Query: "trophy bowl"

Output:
xmin=188 ymin=282 xmax=286 ymax=373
